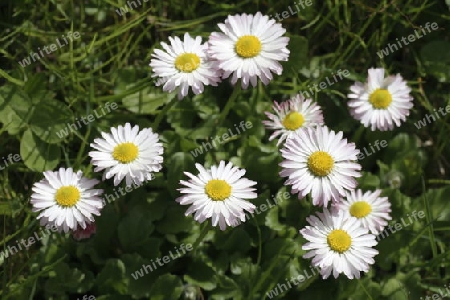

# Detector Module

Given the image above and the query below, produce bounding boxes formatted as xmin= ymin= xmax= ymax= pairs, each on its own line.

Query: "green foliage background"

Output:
xmin=0 ymin=0 xmax=450 ymax=299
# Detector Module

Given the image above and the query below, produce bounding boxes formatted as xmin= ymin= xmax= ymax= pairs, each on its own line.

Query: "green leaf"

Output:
xmin=215 ymin=228 xmax=251 ymax=253
xmin=192 ymin=92 xmax=220 ymax=119
xmin=413 ymin=186 xmax=450 ymax=221
xmin=210 ymin=274 xmax=242 ymax=299
xmin=96 ymin=259 xmax=127 ymax=295
xmin=0 ymin=84 xmax=34 ymax=121
xmin=281 ymin=35 xmax=308 ymax=76
xmin=114 ymin=67 xmax=174 ymax=114
xmin=146 ymin=191 xmax=171 ymax=222
xmin=0 ymin=105 xmax=26 ymax=135
xmin=122 ymin=253 xmax=158 ymax=297
xmin=0 ymin=202 xmax=13 ymax=216
xmin=189 ymin=119 xmax=216 ymax=140
xmin=28 ymin=93 xmax=73 ymax=143
xmin=357 ymin=172 xmax=381 ymax=189
xmin=265 ymin=206 xmax=285 ymax=232
xmin=262 ymin=238 xmax=300 ymax=265
xmin=23 ymin=73 xmax=49 ymax=96
xmin=166 ymin=152 xmax=195 ymax=198
xmin=20 ymin=129 xmax=60 ymax=172
xmin=346 ymin=280 xmax=381 ymax=300
xmin=149 ymin=274 xmax=184 ymax=300
xmin=166 ymin=100 xmax=197 ymax=135
xmin=240 ymin=139 xmax=281 ymax=183
xmin=122 ymin=86 xmax=174 ymax=115
xmin=381 ymin=278 xmax=408 ymax=299
xmin=384 ymin=133 xmax=419 ymax=159
xmin=118 ymin=210 xmax=155 ymax=251
xmin=229 ymin=258 xmax=261 ymax=296
xmin=420 ymin=41 xmax=450 ymax=82
xmin=44 ymin=262 xmax=91 ymax=295
xmin=0 ymin=85 xmax=32 ymax=134
xmin=184 ymin=259 xmax=217 ymax=291
xmin=156 ymin=205 xmax=193 ymax=234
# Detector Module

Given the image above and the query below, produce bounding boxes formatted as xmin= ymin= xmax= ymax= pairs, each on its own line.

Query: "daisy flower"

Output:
xmin=72 ymin=222 xmax=97 ymax=241
xmin=333 ymin=189 xmax=391 ymax=234
xmin=263 ymin=94 xmax=324 ymax=146
xmin=348 ymin=68 xmax=413 ymax=131
xmin=30 ymin=168 xmax=104 ymax=233
xmin=280 ymin=126 xmax=361 ymax=207
xmin=208 ymin=12 xmax=290 ymax=89
xmin=89 ymin=123 xmax=163 ymax=187
xmin=150 ymin=32 xmax=221 ymax=99
xmin=176 ymin=160 xmax=257 ymax=230
xmin=300 ymin=208 xmax=379 ymax=279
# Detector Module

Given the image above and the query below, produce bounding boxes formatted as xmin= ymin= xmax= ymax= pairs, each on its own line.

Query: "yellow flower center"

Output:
xmin=205 ymin=179 xmax=232 ymax=201
xmin=112 ymin=142 xmax=139 ymax=164
xmin=235 ymin=35 xmax=262 ymax=58
xmin=349 ymin=201 xmax=372 ymax=218
xmin=174 ymin=53 xmax=201 ymax=72
xmin=307 ymin=151 xmax=334 ymax=177
xmin=282 ymin=112 xmax=305 ymax=130
xmin=369 ymin=89 xmax=392 ymax=109
xmin=55 ymin=186 xmax=81 ymax=207
xmin=327 ymin=229 xmax=352 ymax=253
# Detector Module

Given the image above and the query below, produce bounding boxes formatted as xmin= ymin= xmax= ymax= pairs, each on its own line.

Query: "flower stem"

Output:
xmin=358 ymin=280 xmax=373 ymax=300
xmin=217 ymin=84 xmax=241 ymax=127
xmin=191 ymin=222 xmax=210 ymax=253
xmin=152 ymin=95 xmax=178 ymax=131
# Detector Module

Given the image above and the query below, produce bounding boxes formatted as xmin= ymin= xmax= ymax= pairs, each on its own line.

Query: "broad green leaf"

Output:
xmin=96 ymin=259 xmax=127 ymax=295
xmin=381 ymin=278 xmax=408 ymax=299
xmin=281 ymin=35 xmax=308 ymax=76
xmin=0 ymin=85 xmax=34 ymax=121
xmin=29 ymin=94 xmax=74 ymax=143
xmin=146 ymin=191 xmax=171 ymax=222
xmin=122 ymin=86 xmax=174 ymax=114
xmin=166 ymin=100 xmax=197 ymax=135
xmin=0 ymin=105 xmax=26 ymax=135
xmin=122 ymin=253 xmax=158 ymax=298
xmin=44 ymin=262 xmax=90 ymax=294
xmin=156 ymin=205 xmax=193 ymax=234
xmin=357 ymin=172 xmax=381 ymax=189
xmin=0 ymin=202 xmax=13 ymax=216
xmin=210 ymin=275 xmax=242 ymax=299
xmin=184 ymin=259 xmax=217 ymax=291
xmin=265 ymin=207 xmax=285 ymax=232
xmin=118 ymin=211 xmax=155 ymax=251
xmin=149 ymin=274 xmax=184 ymax=300
xmin=0 ymin=85 xmax=32 ymax=134
xmin=421 ymin=40 xmax=450 ymax=82
xmin=20 ymin=129 xmax=60 ymax=172
xmin=166 ymin=152 xmax=195 ymax=198
xmin=215 ymin=228 xmax=251 ymax=253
